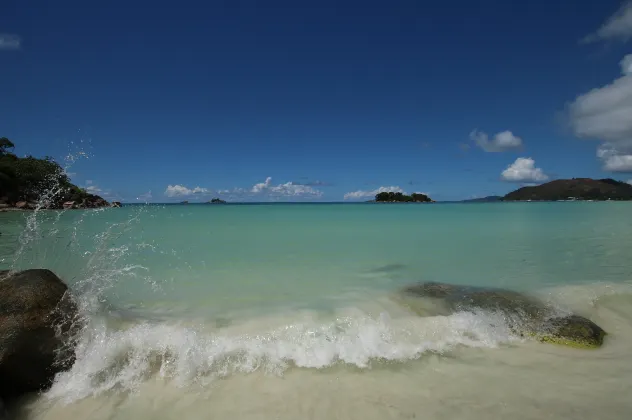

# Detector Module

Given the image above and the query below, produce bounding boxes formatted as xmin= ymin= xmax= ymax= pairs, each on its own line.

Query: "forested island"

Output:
xmin=371 ymin=191 xmax=434 ymax=203
xmin=0 ymin=137 xmax=117 ymax=210
xmin=502 ymin=178 xmax=632 ymax=201
xmin=366 ymin=178 xmax=632 ymax=204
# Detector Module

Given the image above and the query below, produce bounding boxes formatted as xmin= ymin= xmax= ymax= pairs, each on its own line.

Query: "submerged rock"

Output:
xmin=0 ymin=269 xmax=82 ymax=399
xmin=397 ymin=281 xmax=607 ymax=349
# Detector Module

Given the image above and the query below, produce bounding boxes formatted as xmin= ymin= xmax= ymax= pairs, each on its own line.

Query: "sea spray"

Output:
xmin=9 ymin=140 xmax=95 ymax=271
xmin=44 ymin=308 xmax=521 ymax=403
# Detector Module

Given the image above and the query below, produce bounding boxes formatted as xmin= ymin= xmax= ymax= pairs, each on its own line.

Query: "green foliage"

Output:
xmin=374 ymin=191 xmax=432 ymax=202
xmin=503 ymin=178 xmax=632 ymax=201
xmin=0 ymin=137 xmax=15 ymax=155
xmin=0 ymin=138 xmax=94 ymax=206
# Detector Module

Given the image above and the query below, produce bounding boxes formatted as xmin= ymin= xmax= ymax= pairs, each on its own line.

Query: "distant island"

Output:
xmin=370 ymin=191 xmax=434 ymax=203
xmin=208 ymin=198 xmax=226 ymax=204
xmin=0 ymin=137 xmax=116 ymax=211
xmin=502 ymin=178 xmax=632 ymax=201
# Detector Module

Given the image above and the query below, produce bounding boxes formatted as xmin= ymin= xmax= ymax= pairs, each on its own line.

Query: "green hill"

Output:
xmin=503 ymin=178 xmax=632 ymax=201
xmin=0 ymin=137 xmax=111 ymax=209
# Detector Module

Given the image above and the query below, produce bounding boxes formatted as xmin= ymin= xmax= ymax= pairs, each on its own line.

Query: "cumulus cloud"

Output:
xmin=623 ymin=54 xmax=632 ymax=74
xmin=0 ymin=34 xmax=21 ymax=50
xmin=567 ymin=54 xmax=632 ymax=173
xmin=249 ymin=177 xmax=323 ymax=198
xmin=165 ymin=177 xmax=324 ymax=201
xmin=582 ymin=1 xmax=632 ymax=43
xmin=294 ymin=180 xmax=333 ymax=187
xmin=164 ymin=184 xmax=210 ymax=198
xmin=81 ymin=183 xmax=122 ymax=201
xmin=136 ymin=191 xmax=153 ymax=202
xmin=500 ymin=158 xmax=549 ymax=183
xmin=469 ymin=129 xmax=523 ymax=152
xmin=597 ymin=144 xmax=632 ymax=172
xmin=343 ymin=186 xmax=405 ymax=200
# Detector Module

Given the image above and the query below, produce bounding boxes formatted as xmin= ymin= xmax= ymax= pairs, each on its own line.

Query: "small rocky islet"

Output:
xmin=366 ymin=179 xmax=632 ymax=204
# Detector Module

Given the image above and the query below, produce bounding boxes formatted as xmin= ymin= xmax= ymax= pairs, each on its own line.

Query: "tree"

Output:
xmin=0 ymin=137 xmax=15 ymax=155
xmin=0 ymin=137 xmax=114 ymax=207
xmin=374 ymin=191 xmax=433 ymax=202
xmin=375 ymin=191 xmax=390 ymax=202
xmin=411 ymin=193 xmax=431 ymax=202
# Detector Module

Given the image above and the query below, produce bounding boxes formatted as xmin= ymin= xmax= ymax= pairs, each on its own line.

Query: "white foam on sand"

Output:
xmin=44 ymin=305 xmax=520 ymax=403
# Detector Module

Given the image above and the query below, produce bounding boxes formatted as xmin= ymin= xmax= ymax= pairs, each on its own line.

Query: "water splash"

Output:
xmin=45 ymin=309 xmax=521 ymax=403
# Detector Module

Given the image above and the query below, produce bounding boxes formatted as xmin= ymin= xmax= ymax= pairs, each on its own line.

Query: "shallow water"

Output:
xmin=1 ymin=202 xmax=632 ymax=419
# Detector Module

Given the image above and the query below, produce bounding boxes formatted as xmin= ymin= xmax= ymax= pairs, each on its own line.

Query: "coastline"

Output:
xmin=0 ymin=202 xmax=122 ymax=212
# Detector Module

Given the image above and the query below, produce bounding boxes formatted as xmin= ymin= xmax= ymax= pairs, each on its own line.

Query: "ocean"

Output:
xmin=1 ymin=202 xmax=632 ymax=420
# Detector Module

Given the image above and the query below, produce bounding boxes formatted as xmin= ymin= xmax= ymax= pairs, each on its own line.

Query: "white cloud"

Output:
xmin=623 ymin=54 xmax=632 ymax=74
xmin=501 ymin=157 xmax=549 ymax=183
xmin=0 ymin=34 xmax=21 ymax=50
xmin=136 ymin=191 xmax=153 ymax=202
xmin=567 ymin=53 xmax=632 ymax=173
xmin=597 ymin=144 xmax=632 ymax=172
xmin=582 ymin=1 xmax=632 ymax=43
xmin=166 ymin=177 xmax=324 ymax=201
xmin=85 ymin=180 xmax=93 ymax=185
xmin=164 ymin=184 xmax=210 ymax=198
xmin=248 ymin=177 xmax=323 ymax=198
xmin=469 ymin=129 xmax=523 ymax=152
xmin=343 ymin=186 xmax=405 ymax=200
xmin=85 ymin=185 xmax=102 ymax=194
xmin=102 ymin=191 xmax=123 ymax=201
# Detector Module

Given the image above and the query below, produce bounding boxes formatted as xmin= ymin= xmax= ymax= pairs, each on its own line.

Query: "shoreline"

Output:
xmin=0 ymin=203 xmax=122 ymax=212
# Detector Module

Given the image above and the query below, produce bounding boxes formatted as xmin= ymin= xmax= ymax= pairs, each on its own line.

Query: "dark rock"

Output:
xmin=0 ymin=269 xmax=82 ymax=399
xmin=111 ymin=201 xmax=122 ymax=207
xmin=540 ymin=315 xmax=607 ymax=348
xmin=397 ymin=281 xmax=607 ymax=349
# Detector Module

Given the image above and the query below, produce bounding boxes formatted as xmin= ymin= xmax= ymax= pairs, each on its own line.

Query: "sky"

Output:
xmin=1 ymin=0 xmax=632 ymax=203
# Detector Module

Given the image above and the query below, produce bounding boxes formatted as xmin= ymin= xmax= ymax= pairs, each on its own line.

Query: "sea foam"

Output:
xmin=46 ymin=308 xmax=520 ymax=404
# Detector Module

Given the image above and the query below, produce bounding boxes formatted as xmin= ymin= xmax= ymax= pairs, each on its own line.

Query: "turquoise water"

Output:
xmin=3 ymin=202 xmax=632 ymax=316
xmin=2 ymin=202 xmax=632 ymax=420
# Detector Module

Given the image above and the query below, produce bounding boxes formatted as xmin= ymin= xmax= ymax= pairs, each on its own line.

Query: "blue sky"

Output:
xmin=1 ymin=0 xmax=631 ymax=202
